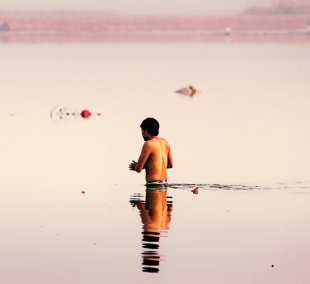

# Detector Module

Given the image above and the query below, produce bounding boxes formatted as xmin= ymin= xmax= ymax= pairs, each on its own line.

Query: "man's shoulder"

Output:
xmin=143 ymin=140 xmax=154 ymax=149
xmin=143 ymin=138 xmax=168 ymax=148
xmin=159 ymin=137 xmax=170 ymax=146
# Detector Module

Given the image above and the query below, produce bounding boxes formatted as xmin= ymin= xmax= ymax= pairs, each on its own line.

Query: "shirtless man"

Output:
xmin=129 ymin=118 xmax=173 ymax=189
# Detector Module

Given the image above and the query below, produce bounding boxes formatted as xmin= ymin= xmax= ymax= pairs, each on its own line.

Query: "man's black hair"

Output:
xmin=140 ymin=118 xmax=159 ymax=136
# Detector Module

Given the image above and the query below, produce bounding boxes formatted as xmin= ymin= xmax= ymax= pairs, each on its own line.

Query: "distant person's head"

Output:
xmin=189 ymin=85 xmax=196 ymax=91
xmin=140 ymin=118 xmax=159 ymax=140
xmin=188 ymin=85 xmax=196 ymax=96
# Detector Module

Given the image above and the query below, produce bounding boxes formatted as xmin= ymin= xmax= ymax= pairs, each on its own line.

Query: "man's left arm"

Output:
xmin=167 ymin=145 xmax=173 ymax=169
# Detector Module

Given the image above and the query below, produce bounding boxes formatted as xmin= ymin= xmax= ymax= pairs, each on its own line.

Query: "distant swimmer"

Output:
xmin=175 ymin=86 xmax=200 ymax=97
xmin=129 ymin=118 xmax=173 ymax=189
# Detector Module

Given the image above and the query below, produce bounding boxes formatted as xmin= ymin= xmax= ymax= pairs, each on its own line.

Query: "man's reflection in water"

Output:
xmin=130 ymin=188 xmax=173 ymax=273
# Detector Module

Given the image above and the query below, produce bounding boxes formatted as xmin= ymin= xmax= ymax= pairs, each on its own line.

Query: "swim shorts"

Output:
xmin=145 ymin=180 xmax=169 ymax=191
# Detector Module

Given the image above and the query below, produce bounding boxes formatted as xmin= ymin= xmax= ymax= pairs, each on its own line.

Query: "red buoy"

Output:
xmin=81 ymin=110 xmax=92 ymax=119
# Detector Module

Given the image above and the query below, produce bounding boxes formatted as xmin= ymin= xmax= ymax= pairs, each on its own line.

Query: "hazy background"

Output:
xmin=1 ymin=0 xmax=271 ymax=15
xmin=1 ymin=0 xmax=310 ymax=283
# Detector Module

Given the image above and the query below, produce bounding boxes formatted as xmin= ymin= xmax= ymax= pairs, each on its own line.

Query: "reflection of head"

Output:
xmin=140 ymin=118 xmax=159 ymax=136
xmin=143 ymin=267 xmax=159 ymax=273
xmin=142 ymin=232 xmax=160 ymax=242
xmin=142 ymin=231 xmax=161 ymax=273
xmin=189 ymin=85 xmax=196 ymax=94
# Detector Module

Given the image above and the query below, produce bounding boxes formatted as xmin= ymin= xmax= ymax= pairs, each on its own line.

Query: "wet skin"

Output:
xmin=129 ymin=128 xmax=173 ymax=183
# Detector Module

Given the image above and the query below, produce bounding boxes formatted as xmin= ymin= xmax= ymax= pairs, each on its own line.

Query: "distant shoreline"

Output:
xmin=0 ymin=13 xmax=309 ymax=33
xmin=1 ymin=11 xmax=310 ymax=43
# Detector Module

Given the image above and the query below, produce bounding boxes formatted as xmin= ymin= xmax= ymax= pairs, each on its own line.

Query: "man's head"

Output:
xmin=140 ymin=118 xmax=159 ymax=141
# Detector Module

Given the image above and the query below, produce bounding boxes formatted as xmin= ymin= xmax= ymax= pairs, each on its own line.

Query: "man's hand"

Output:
xmin=129 ymin=160 xmax=137 ymax=171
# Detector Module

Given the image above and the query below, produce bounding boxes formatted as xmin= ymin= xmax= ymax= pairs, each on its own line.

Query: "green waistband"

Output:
xmin=146 ymin=180 xmax=168 ymax=185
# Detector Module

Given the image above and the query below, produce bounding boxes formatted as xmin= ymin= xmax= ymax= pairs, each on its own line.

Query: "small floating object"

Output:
xmin=175 ymin=86 xmax=200 ymax=97
xmin=50 ymin=106 xmax=79 ymax=122
xmin=81 ymin=109 xmax=92 ymax=119
xmin=82 ymin=191 xmax=85 ymax=194
xmin=271 ymin=264 xmax=274 ymax=268
xmin=192 ymin=187 xmax=199 ymax=195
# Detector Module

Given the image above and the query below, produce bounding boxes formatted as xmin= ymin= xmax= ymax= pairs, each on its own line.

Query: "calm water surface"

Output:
xmin=0 ymin=42 xmax=310 ymax=283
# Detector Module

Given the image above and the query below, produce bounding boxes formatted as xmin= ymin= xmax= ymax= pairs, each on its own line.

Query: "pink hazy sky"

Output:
xmin=2 ymin=0 xmax=271 ymax=15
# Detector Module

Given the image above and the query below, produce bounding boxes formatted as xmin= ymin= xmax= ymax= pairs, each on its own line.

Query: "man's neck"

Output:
xmin=145 ymin=135 xmax=157 ymax=141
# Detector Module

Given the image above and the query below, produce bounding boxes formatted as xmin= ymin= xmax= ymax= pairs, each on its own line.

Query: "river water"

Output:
xmin=0 ymin=40 xmax=310 ymax=283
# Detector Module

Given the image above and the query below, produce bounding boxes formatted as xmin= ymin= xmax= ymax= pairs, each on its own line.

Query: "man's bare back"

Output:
xmin=129 ymin=118 xmax=173 ymax=183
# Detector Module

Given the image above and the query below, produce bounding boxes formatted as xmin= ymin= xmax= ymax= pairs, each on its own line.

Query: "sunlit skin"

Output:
xmin=129 ymin=128 xmax=173 ymax=182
